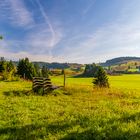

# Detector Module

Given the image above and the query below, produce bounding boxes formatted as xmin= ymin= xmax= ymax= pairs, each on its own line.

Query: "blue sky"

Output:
xmin=0 ymin=0 xmax=140 ymax=63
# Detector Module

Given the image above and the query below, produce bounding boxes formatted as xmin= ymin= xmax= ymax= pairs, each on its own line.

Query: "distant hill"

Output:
xmin=5 ymin=56 xmax=140 ymax=70
xmin=13 ymin=61 xmax=83 ymax=69
xmin=100 ymin=57 xmax=140 ymax=66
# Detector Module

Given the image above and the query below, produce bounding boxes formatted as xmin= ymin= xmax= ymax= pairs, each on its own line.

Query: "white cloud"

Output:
xmin=1 ymin=0 xmax=140 ymax=64
xmin=0 ymin=0 xmax=34 ymax=27
xmin=0 ymin=24 xmax=63 ymax=61
xmin=25 ymin=25 xmax=63 ymax=55
xmin=57 ymin=20 xmax=140 ymax=63
xmin=0 ymin=50 xmax=64 ymax=62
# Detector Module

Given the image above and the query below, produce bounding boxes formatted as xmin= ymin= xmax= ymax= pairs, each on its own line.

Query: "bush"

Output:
xmin=2 ymin=60 xmax=17 ymax=81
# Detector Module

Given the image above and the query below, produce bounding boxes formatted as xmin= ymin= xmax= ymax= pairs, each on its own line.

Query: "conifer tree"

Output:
xmin=93 ymin=66 xmax=109 ymax=88
xmin=17 ymin=58 xmax=35 ymax=80
xmin=0 ymin=57 xmax=5 ymax=72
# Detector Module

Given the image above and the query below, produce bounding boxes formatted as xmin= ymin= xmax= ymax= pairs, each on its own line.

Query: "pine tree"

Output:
xmin=17 ymin=58 xmax=36 ymax=80
xmin=0 ymin=57 xmax=5 ymax=72
xmin=93 ymin=66 xmax=109 ymax=88
xmin=83 ymin=64 xmax=99 ymax=77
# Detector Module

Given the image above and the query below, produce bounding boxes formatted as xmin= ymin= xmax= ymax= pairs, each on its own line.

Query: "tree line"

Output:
xmin=0 ymin=57 xmax=109 ymax=88
xmin=0 ymin=57 xmax=49 ymax=81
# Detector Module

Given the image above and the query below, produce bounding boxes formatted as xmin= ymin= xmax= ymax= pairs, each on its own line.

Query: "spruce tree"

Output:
xmin=93 ymin=66 xmax=109 ymax=88
xmin=17 ymin=58 xmax=36 ymax=80
xmin=0 ymin=57 xmax=5 ymax=72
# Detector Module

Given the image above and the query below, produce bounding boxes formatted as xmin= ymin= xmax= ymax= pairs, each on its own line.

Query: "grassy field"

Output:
xmin=0 ymin=74 xmax=140 ymax=140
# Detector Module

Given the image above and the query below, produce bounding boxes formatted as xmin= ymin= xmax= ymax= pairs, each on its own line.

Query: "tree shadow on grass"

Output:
xmin=3 ymin=90 xmax=33 ymax=96
xmin=60 ymin=112 xmax=140 ymax=140
xmin=0 ymin=120 xmax=78 ymax=140
xmin=3 ymin=88 xmax=70 ymax=97
xmin=0 ymin=113 xmax=139 ymax=140
xmin=60 ymin=129 xmax=140 ymax=140
xmin=118 ymin=112 xmax=140 ymax=123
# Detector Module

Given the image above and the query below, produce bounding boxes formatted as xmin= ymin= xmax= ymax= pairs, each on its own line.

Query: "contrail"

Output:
xmin=83 ymin=0 xmax=97 ymax=15
xmin=31 ymin=0 xmax=56 ymax=59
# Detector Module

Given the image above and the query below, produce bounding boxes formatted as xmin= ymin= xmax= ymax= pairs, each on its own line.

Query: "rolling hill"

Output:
xmin=100 ymin=57 xmax=140 ymax=66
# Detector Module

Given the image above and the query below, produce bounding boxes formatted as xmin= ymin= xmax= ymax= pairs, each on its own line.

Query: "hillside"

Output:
xmin=13 ymin=61 xmax=83 ymax=69
xmin=6 ymin=56 xmax=140 ymax=73
xmin=100 ymin=57 xmax=140 ymax=66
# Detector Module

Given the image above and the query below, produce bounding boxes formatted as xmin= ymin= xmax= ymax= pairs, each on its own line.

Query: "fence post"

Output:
xmin=64 ymin=70 xmax=66 ymax=88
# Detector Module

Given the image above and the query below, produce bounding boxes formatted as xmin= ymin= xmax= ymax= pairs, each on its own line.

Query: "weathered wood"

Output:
xmin=64 ymin=71 xmax=66 ymax=88
xmin=32 ymin=77 xmax=62 ymax=94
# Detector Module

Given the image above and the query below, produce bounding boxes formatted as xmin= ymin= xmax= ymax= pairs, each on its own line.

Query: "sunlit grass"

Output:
xmin=0 ymin=74 xmax=140 ymax=139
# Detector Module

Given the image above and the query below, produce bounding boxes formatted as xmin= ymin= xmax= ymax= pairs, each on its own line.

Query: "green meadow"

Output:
xmin=0 ymin=74 xmax=140 ymax=140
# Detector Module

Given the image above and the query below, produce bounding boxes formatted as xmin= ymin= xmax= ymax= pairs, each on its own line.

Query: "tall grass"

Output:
xmin=0 ymin=74 xmax=140 ymax=139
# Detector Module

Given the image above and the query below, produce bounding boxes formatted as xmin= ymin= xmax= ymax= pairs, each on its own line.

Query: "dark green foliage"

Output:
xmin=17 ymin=58 xmax=50 ymax=79
xmin=33 ymin=62 xmax=70 ymax=69
xmin=0 ymin=57 xmax=5 ymax=72
xmin=93 ymin=66 xmax=109 ymax=88
xmin=34 ymin=63 xmax=42 ymax=77
xmin=0 ymin=58 xmax=16 ymax=81
xmin=83 ymin=63 xmax=99 ymax=77
xmin=42 ymin=66 xmax=49 ymax=78
xmin=32 ymin=62 xmax=83 ymax=70
xmin=17 ymin=58 xmax=36 ymax=80
xmin=6 ymin=60 xmax=15 ymax=72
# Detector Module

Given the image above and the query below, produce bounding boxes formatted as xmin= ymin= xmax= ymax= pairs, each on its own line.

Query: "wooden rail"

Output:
xmin=32 ymin=77 xmax=62 ymax=94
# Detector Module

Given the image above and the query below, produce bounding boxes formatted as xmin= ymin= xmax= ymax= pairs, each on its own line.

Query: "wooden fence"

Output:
xmin=33 ymin=77 xmax=53 ymax=93
xmin=33 ymin=77 xmax=63 ymax=94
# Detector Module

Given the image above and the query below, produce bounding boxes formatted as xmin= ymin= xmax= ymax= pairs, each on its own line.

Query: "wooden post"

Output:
xmin=64 ymin=70 xmax=66 ymax=88
xmin=43 ymin=78 xmax=45 ymax=95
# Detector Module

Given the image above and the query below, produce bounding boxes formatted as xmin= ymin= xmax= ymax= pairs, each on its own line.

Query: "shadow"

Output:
xmin=60 ymin=112 xmax=140 ymax=140
xmin=60 ymin=128 xmax=139 ymax=140
xmin=71 ymin=74 xmax=92 ymax=78
xmin=118 ymin=112 xmax=140 ymax=123
xmin=2 ymin=80 xmax=20 ymax=82
xmin=3 ymin=90 xmax=33 ymax=96
xmin=3 ymin=88 xmax=68 ymax=97
xmin=60 ymin=130 xmax=100 ymax=140
xmin=0 ymin=120 xmax=77 ymax=140
xmin=0 ymin=113 xmax=139 ymax=140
